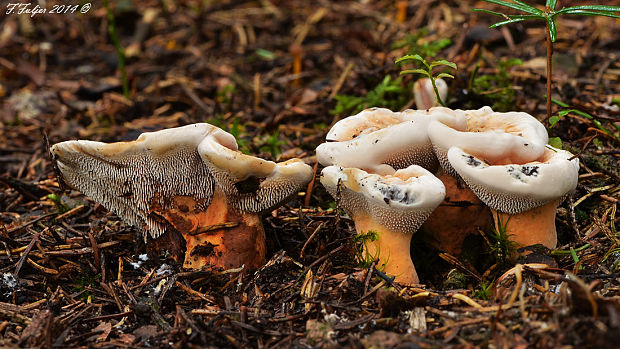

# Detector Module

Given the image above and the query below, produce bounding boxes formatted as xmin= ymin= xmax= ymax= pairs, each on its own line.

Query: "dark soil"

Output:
xmin=1 ymin=0 xmax=619 ymax=348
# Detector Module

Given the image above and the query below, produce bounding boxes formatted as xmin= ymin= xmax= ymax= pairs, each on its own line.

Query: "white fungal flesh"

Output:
xmin=317 ymin=107 xmax=466 ymax=172
xmin=51 ymin=123 xmax=313 ymax=239
xmin=320 ymin=165 xmax=445 ymax=234
xmin=429 ymin=106 xmax=549 ymax=175
xmin=448 ymin=146 xmax=579 ymax=214
xmin=325 ymin=107 xmax=406 ymax=141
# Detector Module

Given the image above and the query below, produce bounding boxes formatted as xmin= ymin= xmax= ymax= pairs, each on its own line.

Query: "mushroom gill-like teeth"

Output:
xmin=320 ymin=165 xmax=445 ymax=233
xmin=233 ymin=159 xmax=313 ymax=213
xmin=447 ymin=146 xmax=579 ymax=215
xmin=317 ymin=119 xmax=438 ymax=172
xmin=50 ymin=123 xmax=220 ymax=239
xmin=429 ymin=106 xmax=549 ymax=175
xmin=198 ymin=131 xmax=312 ymax=213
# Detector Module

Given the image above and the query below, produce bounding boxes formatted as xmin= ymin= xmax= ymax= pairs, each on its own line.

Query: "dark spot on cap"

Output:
xmin=384 ymin=197 xmax=390 ymax=205
xmin=521 ymin=165 xmax=539 ymax=176
xmin=465 ymin=155 xmax=482 ymax=167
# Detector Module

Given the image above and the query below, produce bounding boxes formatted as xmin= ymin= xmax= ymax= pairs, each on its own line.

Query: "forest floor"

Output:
xmin=0 ymin=0 xmax=619 ymax=347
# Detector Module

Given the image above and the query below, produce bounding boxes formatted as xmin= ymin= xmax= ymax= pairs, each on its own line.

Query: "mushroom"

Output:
xmin=51 ymin=123 xmax=313 ymax=270
xmin=316 ymin=107 xmax=467 ymax=174
xmin=413 ymin=77 xmax=448 ymax=110
xmin=420 ymin=168 xmax=492 ymax=256
xmin=320 ymin=165 xmax=445 ymax=284
xmin=428 ymin=106 xmax=548 ymax=176
xmin=447 ymin=145 xmax=579 ymax=248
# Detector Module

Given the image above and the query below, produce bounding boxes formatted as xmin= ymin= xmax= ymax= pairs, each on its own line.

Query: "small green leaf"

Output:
xmin=435 ymin=73 xmax=455 ymax=79
xmin=256 ymin=48 xmax=275 ymax=60
xmin=558 ymin=5 xmax=620 ymax=13
xmin=557 ymin=110 xmax=572 ymax=117
xmin=573 ymin=109 xmax=592 ymax=119
xmin=395 ymin=54 xmax=425 ymax=64
xmin=551 ymin=98 xmax=569 ymax=107
xmin=549 ymin=115 xmax=560 ymax=127
xmin=488 ymin=17 xmax=531 ymax=28
xmin=471 ymin=8 xmax=511 ymax=17
xmin=400 ymin=69 xmax=429 ymax=76
xmin=546 ymin=0 xmax=558 ymax=11
xmin=430 ymin=60 xmax=457 ymax=69
xmin=556 ymin=9 xmax=620 ymax=18
xmin=548 ymin=137 xmax=563 ymax=149
xmin=546 ymin=18 xmax=557 ymax=42
xmin=480 ymin=0 xmax=543 ymax=15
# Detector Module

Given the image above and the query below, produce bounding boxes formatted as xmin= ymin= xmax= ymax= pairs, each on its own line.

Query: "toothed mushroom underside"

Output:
xmin=51 ymin=124 xmax=312 ymax=269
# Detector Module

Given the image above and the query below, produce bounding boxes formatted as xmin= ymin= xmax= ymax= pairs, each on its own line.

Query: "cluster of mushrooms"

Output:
xmin=51 ymin=106 xmax=579 ymax=285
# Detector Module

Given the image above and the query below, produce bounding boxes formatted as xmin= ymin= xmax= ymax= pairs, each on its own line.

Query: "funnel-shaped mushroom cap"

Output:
xmin=429 ymin=106 xmax=549 ymax=174
xmin=51 ymin=123 xmax=313 ymax=238
xmin=317 ymin=107 xmax=466 ymax=172
xmin=199 ymin=132 xmax=313 ymax=212
xmin=320 ymin=165 xmax=446 ymax=233
xmin=447 ymin=146 xmax=579 ymax=214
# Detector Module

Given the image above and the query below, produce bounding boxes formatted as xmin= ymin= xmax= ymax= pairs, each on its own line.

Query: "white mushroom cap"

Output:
xmin=51 ymin=123 xmax=313 ymax=238
xmin=200 ymin=131 xmax=313 ymax=212
xmin=320 ymin=165 xmax=445 ymax=234
xmin=447 ymin=146 xmax=579 ymax=214
xmin=325 ymin=107 xmax=406 ymax=142
xmin=317 ymin=107 xmax=466 ymax=172
xmin=414 ymin=77 xmax=448 ymax=110
xmin=428 ymin=106 xmax=549 ymax=174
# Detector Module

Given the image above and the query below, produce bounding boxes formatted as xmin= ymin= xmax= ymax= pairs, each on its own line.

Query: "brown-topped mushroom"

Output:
xmin=320 ymin=165 xmax=445 ymax=284
xmin=51 ymin=124 xmax=312 ymax=270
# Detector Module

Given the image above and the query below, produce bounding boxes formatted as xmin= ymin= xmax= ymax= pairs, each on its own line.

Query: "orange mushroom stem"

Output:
xmin=354 ymin=215 xmax=420 ymax=284
xmin=421 ymin=168 xmax=491 ymax=255
xmin=490 ymin=199 xmax=560 ymax=249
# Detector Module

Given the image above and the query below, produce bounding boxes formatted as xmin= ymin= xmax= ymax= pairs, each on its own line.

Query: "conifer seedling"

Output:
xmin=474 ymin=0 xmax=620 ymax=122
